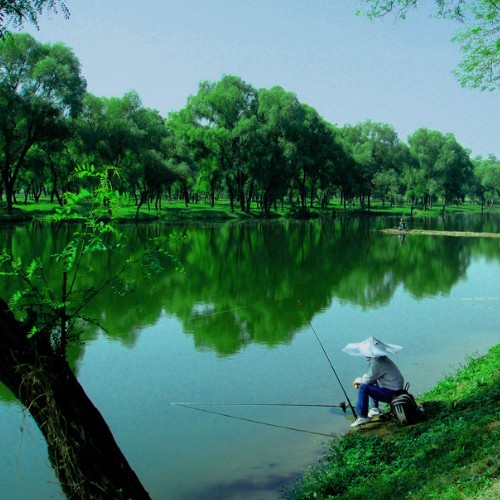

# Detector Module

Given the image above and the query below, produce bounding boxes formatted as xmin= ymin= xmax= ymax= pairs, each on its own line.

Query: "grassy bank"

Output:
xmin=287 ymin=343 xmax=500 ymax=499
xmin=0 ymin=197 xmax=497 ymax=224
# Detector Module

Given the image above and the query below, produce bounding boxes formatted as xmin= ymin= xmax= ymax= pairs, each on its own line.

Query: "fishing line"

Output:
xmin=460 ymin=297 xmax=499 ymax=300
xmin=187 ymin=295 xmax=294 ymax=321
xmin=171 ymin=403 xmax=336 ymax=438
xmin=171 ymin=402 xmax=347 ymax=410
xmin=460 ymin=297 xmax=500 ymax=311
xmin=297 ymin=300 xmax=357 ymax=418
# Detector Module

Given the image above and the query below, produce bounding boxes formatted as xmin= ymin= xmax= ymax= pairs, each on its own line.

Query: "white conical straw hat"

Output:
xmin=342 ymin=336 xmax=403 ymax=358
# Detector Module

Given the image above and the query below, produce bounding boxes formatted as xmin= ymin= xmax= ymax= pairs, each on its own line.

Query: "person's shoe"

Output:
xmin=350 ymin=417 xmax=370 ymax=427
xmin=368 ymin=407 xmax=382 ymax=418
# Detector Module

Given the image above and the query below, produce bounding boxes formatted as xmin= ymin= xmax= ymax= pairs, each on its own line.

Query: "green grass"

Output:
xmin=1 ymin=197 xmax=497 ymax=224
xmin=286 ymin=344 xmax=500 ymax=499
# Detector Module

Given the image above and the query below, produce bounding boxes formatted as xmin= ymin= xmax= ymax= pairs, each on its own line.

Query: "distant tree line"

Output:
xmin=1 ymin=33 xmax=499 ymax=217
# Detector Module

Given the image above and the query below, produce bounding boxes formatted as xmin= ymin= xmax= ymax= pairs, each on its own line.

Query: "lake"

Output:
xmin=0 ymin=212 xmax=499 ymax=499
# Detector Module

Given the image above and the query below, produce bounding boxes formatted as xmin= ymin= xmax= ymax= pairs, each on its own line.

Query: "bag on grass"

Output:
xmin=390 ymin=385 xmax=421 ymax=425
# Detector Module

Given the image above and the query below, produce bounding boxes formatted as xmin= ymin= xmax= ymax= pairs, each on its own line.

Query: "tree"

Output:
xmin=472 ymin=154 xmax=500 ymax=207
xmin=373 ymin=168 xmax=400 ymax=206
xmin=292 ymin=104 xmax=341 ymax=210
xmin=0 ymin=165 xmax=184 ymax=497
xmin=0 ymin=0 xmax=69 ymax=38
xmin=435 ymin=134 xmax=474 ymax=208
xmin=74 ymin=91 xmax=145 ymax=171
xmin=0 ymin=297 xmax=151 ymax=499
xmin=246 ymin=86 xmax=304 ymax=215
xmin=408 ymin=127 xmax=446 ymax=209
xmin=359 ymin=0 xmax=499 ymax=90
xmin=0 ymin=33 xmax=86 ymax=214
xmin=123 ymin=105 xmax=171 ymax=211
xmin=408 ymin=127 xmax=474 ymax=210
xmin=401 ymin=155 xmax=423 ymax=216
xmin=38 ymin=128 xmax=80 ymax=205
xmin=73 ymin=90 xmax=176 ymax=212
xmin=16 ymin=144 xmax=48 ymax=202
xmin=180 ymin=75 xmax=258 ymax=212
xmin=341 ymin=120 xmax=403 ymax=211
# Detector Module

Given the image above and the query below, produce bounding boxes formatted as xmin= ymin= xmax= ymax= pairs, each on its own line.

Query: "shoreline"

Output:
xmin=1 ymin=200 xmax=498 ymax=226
xmin=287 ymin=343 xmax=500 ymax=499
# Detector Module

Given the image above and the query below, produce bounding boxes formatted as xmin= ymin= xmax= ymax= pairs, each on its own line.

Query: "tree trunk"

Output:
xmin=3 ymin=178 xmax=15 ymax=215
xmin=210 ymin=182 xmax=215 ymax=208
xmin=0 ymin=299 xmax=151 ymax=500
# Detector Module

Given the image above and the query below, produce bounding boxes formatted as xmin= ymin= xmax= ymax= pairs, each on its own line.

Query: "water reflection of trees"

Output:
xmin=0 ymin=217 xmax=498 ymax=360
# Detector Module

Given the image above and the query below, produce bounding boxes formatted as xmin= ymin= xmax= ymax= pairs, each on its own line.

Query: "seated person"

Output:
xmin=351 ymin=355 xmax=404 ymax=427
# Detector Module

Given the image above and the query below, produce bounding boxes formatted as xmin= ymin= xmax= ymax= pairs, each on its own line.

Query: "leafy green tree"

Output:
xmin=0 ymin=165 xmax=185 ymax=498
xmin=126 ymin=105 xmax=172 ymax=211
xmin=75 ymin=91 xmax=143 ymax=170
xmin=401 ymin=157 xmax=424 ymax=216
xmin=408 ymin=127 xmax=473 ymax=210
xmin=74 ymin=90 xmax=176 ymax=211
xmin=435 ymin=134 xmax=474 ymax=208
xmin=472 ymin=154 xmax=500 ymax=207
xmin=373 ymin=168 xmax=400 ymax=206
xmin=314 ymin=123 xmax=348 ymax=210
xmin=408 ymin=127 xmax=446 ymax=209
xmin=243 ymin=86 xmax=304 ymax=214
xmin=358 ymin=0 xmax=499 ymax=90
xmin=191 ymin=155 xmax=222 ymax=206
xmin=180 ymin=75 xmax=258 ymax=212
xmin=341 ymin=120 xmax=403 ymax=211
xmin=16 ymin=144 xmax=48 ymax=202
xmin=0 ymin=0 xmax=69 ymax=37
xmin=292 ymin=104 xmax=344 ymax=210
xmin=38 ymin=129 xmax=80 ymax=204
xmin=333 ymin=134 xmax=358 ymax=210
xmin=0 ymin=33 xmax=86 ymax=214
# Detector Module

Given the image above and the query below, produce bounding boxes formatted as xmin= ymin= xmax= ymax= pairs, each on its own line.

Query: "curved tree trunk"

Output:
xmin=0 ymin=299 xmax=151 ymax=500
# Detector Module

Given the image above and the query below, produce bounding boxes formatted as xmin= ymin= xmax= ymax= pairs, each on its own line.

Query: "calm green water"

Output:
xmin=0 ymin=214 xmax=499 ymax=499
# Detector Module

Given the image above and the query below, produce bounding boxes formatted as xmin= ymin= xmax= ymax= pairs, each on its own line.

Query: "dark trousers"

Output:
xmin=356 ymin=383 xmax=400 ymax=417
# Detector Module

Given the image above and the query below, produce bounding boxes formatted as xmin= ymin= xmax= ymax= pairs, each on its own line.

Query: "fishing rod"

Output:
xmin=171 ymin=403 xmax=337 ymax=438
xmin=171 ymin=402 xmax=348 ymax=411
xmin=297 ymin=300 xmax=357 ymax=419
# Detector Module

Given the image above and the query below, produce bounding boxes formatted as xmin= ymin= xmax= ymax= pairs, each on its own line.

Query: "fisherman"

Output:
xmin=399 ymin=215 xmax=407 ymax=231
xmin=351 ymin=355 xmax=404 ymax=427
xmin=341 ymin=336 xmax=405 ymax=428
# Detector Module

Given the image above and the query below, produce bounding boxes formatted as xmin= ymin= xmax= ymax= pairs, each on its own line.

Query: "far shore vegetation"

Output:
xmin=1 ymin=195 xmax=498 ymax=225
xmin=1 ymin=33 xmax=499 ymax=224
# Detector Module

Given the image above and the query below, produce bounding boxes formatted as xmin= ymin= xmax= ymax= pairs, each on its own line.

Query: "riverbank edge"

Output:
xmin=287 ymin=343 xmax=500 ymax=499
xmin=1 ymin=200 xmax=498 ymax=225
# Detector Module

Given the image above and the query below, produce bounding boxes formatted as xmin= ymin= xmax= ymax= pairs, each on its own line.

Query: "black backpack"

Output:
xmin=390 ymin=384 xmax=422 ymax=425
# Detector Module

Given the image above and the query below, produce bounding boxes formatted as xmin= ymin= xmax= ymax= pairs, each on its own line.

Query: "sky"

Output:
xmin=18 ymin=0 xmax=500 ymax=158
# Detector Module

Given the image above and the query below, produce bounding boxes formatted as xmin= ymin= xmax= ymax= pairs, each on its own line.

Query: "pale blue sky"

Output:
xmin=21 ymin=0 xmax=499 ymax=157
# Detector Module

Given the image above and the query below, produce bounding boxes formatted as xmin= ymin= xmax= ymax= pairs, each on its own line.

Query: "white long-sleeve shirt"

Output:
xmin=360 ymin=356 xmax=404 ymax=390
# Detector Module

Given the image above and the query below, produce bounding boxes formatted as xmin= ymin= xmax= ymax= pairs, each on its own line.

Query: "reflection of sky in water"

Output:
xmin=0 ymin=229 xmax=499 ymax=499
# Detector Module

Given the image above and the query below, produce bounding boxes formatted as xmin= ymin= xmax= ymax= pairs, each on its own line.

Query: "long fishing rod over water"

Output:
xmin=171 ymin=402 xmax=348 ymax=410
xmin=172 ymin=296 xmax=357 ymax=433
xmin=297 ymin=300 xmax=357 ymax=418
xmin=171 ymin=403 xmax=339 ymax=438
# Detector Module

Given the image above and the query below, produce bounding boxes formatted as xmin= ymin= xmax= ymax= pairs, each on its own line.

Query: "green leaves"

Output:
xmin=0 ymin=33 xmax=86 ymax=214
xmin=359 ymin=1 xmax=499 ymax=91
xmin=1 ymin=163 xmax=184 ymax=356
xmin=0 ymin=1 xmax=70 ymax=37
